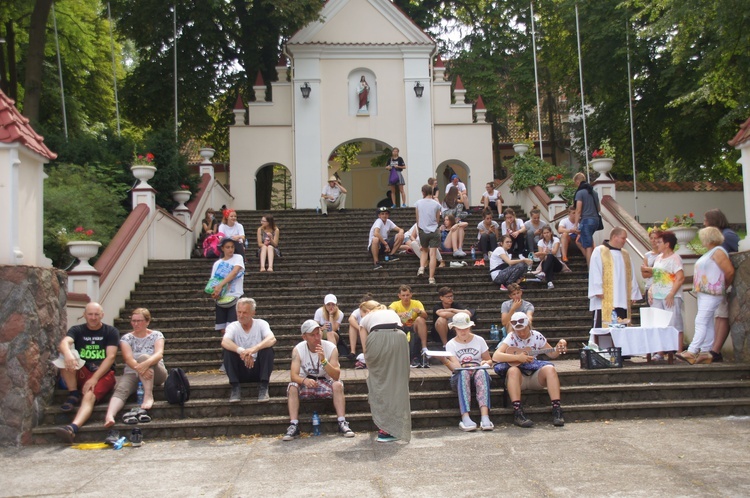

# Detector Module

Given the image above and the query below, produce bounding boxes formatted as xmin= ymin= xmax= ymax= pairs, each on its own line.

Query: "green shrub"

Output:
xmin=509 ymin=149 xmax=575 ymax=203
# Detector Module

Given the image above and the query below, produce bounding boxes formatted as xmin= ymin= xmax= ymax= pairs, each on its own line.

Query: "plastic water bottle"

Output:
xmin=113 ymin=436 xmax=127 ymax=450
xmin=528 ymin=252 xmax=535 ymax=271
xmin=136 ymin=381 xmax=144 ymax=406
xmin=610 ymin=310 xmax=618 ymax=328
xmin=490 ymin=325 xmax=499 ymax=341
xmin=312 ymin=411 xmax=321 ymax=436
xmin=471 ymin=246 xmax=476 ymax=260
xmin=316 ymin=206 xmax=320 ymax=214
xmin=385 ymin=255 xmax=390 ymax=262
xmin=501 ymin=326 xmax=507 ymax=339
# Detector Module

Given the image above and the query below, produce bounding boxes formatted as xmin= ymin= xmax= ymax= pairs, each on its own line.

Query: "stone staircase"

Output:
xmin=32 ymin=208 xmax=750 ymax=443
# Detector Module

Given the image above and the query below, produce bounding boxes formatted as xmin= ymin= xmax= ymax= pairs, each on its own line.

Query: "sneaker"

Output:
xmin=376 ymin=430 xmax=397 ymax=443
xmin=428 ymin=278 xmax=436 ymax=285
xmin=459 ymin=420 xmax=477 ymax=432
xmin=229 ymin=385 xmax=241 ymax=402
xmin=104 ymin=429 xmax=120 ymax=445
xmin=354 ymin=360 xmax=367 ymax=369
xmin=710 ymin=351 xmax=724 ymax=363
xmin=547 ymin=281 xmax=555 ymax=289
xmin=552 ymin=406 xmax=565 ymax=427
xmin=500 ymin=285 xmax=508 ymax=291
xmin=338 ymin=420 xmax=355 ymax=438
xmin=453 ymin=249 xmax=467 ymax=258
xmin=400 ymin=204 xmax=408 ymax=208
xmin=346 ymin=352 xmax=357 ymax=361
xmin=130 ymin=427 xmax=143 ymax=447
xmin=282 ymin=423 xmax=300 ymax=441
xmin=257 ymin=384 xmax=270 ymax=403
xmin=421 ymin=356 xmax=431 ymax=368
xmin=410 ymin=357 xmax=422 ymax=368
xmin=651 ymin=353 xmax=665 ymax=362
xmin=219 ymin=363 xmax=226 ymax=373
xmin=373 ymin=262 xmax=383 ymax=270
xmin=480 ymin=420 xmax=495 ymax=431
xmin=513 ymin=409 xmax=534 ymax=428
xmin=417 ymin=267 xmax=425 ymax=277
xmin=387 ymin=256 xmax=400 ymax=262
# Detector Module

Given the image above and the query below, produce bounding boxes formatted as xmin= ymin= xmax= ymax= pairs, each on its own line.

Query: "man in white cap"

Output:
xmin=221 ymin=298 xmax=276 ymax=403
xmin=368 ymin=206 xmax=404 ymax=270
xmin=54 ymin=302 xmax=120 ymax=442
xmin=492 ymin=311 xmax=567 ymax=428
xmin=320 ymin=175 xmax=347 ymax=215
xmin=282 ymin=320 xmax=355 ymax=441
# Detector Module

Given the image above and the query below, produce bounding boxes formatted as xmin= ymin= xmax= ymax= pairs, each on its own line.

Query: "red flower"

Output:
xmin=146 ymin=152 xmax=155 ymax=161
xmin=592 ymin=149 xmax=605 ymax=159
xmin=137 ymin=154 xmax=144 ymax=160
xmin=85 ymin=229 xmax=94 ymax=236
xmin=74 ymin=226 xmax=84 ymax=233
xmin=689 ymin=212 xmax=694 ymax=217
xmin=180 ymin=184 xmax=190 ymax=190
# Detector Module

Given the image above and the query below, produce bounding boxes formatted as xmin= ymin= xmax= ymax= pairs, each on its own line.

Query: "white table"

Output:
xmin=589 ymin=326 xmax=680 ymax=363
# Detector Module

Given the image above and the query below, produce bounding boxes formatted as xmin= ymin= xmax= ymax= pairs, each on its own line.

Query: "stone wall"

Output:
xmin=0 ymin=266 xmax=67 ymax=445
xmin=729 ymin=252 xmax=750 ymax=362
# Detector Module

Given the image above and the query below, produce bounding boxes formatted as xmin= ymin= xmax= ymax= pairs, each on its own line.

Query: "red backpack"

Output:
xmin=203 ymin=232 xmax=224 ymax=258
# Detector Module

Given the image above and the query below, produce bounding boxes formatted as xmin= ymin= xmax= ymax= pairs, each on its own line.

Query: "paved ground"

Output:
xmin=2 ymin=416 xmax=749 ymax=497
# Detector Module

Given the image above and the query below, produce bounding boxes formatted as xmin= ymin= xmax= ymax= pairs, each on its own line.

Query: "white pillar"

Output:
xmin=738 ymin=143 xmax=750 ymax=251
xmin=0 ymin=147 xmax=23 ymax=265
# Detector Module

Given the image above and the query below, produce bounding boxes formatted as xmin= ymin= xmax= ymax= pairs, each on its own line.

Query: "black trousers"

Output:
xmin=477 ymin=233 xmax=497 ymax=255
xmin=541 ymin=255 xmax=563 ymax=282
xmin=223 ymin=347 xmax=274 ymax=385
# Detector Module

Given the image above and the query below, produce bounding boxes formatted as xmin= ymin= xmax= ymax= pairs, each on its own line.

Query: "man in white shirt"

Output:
xmin=588 ymin=227 xmax=642 ymax=328
xmin=221 ymin=298 xmax=277 ymax=403
xmin=282 ymin=320 xmax=355 ymax=441
xmin=445 ymin=174 xmax=468 ymax=205
xmin=415 ymin=184 xmax=443 ymax=285
xmin=368 ymin=207 xmax=404 ymax=270
xmin=320 ymin=175 xmax=347 ymax=215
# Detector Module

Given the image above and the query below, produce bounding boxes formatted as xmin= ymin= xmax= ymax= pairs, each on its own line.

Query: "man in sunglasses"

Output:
xmin=492 ymin=311 xmax=567 ymax=428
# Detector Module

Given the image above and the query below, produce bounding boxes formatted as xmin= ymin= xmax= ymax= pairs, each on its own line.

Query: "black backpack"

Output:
xmin=164 ymin=368 xmax=190 ymax=418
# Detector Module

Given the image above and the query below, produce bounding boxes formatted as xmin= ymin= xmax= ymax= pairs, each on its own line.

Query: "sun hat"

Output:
xmin=449 ymin=312 xmax=475 ymax=329
xmin=328 ymin=175 xmax=337 ymax=182
xmin=324 ymin=294 xmax=337 ymax=305
xmin=510 ymin=312 xmax=530 ymax=331
xmin=301 ymin=319 xmax=321 ymax=335
xmin=51 ymin=349 xmax=86 ymax=370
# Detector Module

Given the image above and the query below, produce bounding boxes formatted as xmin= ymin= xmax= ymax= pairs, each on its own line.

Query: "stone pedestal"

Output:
xmin=729 ymin=251 xmax=750 ymax=361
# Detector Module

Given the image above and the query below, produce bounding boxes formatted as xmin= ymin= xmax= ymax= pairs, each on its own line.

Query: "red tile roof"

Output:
xmin=0 ymin=90 xmax=56 ymax=160
xmin=729 ymin=117 xmax=750 ymax=147
xmin=615 ymin=181 xmax=743 ymax=192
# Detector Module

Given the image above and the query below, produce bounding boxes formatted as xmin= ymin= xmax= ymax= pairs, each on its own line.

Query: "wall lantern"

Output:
xmin=413 ymin=81 xmax=424 ymax=98
xmin=300 ymin=82 xmax=311 ymax=99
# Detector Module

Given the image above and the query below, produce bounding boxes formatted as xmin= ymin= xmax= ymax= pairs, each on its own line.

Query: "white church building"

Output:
xmin=229 ymin=0 xmax=493 ymax=210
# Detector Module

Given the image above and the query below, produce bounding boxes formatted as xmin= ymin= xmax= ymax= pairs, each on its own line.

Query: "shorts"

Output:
xmin=215 ymin=302 xmax=239 ymax=331
xmin=76 ymin=367 xmax=117 ymax=402
xmin=287 ymin=378 xmax=337 ymax=399
xmin=517 ymin=369 xmax=544 ymax=391
xmin=578 ymin=217 xmax=598 ymax=248
xmin=419 ymin=229 xmax=441 ymax=249
xmin=715 ymin=296 xmax=728 ymax=318
xmin=369 ymin=235 xmax=395 ymax=255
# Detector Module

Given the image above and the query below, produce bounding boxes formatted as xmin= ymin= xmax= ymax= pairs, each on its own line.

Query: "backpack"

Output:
xmin=203 ymin=232 xmax=224 ymax=258
xmin=164 ymin=368 xmax=190 ymax=418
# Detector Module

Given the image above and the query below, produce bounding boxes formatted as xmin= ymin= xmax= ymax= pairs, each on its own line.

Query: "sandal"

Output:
xmin=137 ymin=408 xmax=151 ymax=423
xmin=60 ymin=393 xmax=81 ymax=412
xmin=122 ymin=408 xmax=139 ymax=425
xmin=55 ymin=424 xmax=76 ymax=443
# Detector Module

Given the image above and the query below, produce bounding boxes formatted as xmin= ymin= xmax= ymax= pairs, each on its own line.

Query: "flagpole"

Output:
xmin=107 ymin=3 xmax=121 ymax=137
xmin=530 ymin=1 xmax=544 ymax=160
xmin=626 ymin=20 xmax=639 ymax=221
xmin=574 ymin=3 xmax=589 ymax=182
xmin=173 ymin=5 xmax=178 ymax=143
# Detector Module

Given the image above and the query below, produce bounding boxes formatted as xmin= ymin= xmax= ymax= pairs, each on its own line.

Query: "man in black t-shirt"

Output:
xmin=431 ymin=286 xmax=476 ymax=347
xmin=55 ymin=302 xmax=120 ymax=443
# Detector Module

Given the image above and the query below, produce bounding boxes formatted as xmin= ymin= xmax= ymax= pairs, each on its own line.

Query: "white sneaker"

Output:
xmin=417 ymin=267 xmax=425 ymax=277
xmin=547 ymin=281 xmax=554 ymax=289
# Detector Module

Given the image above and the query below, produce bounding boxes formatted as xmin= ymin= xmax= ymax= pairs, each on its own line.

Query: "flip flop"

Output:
xmin=137 ymin=409 xmax=151 ymax=423
xmin=60 ymin=393 xmax=81 ymax=412
xmin=122 ymin=408 xmax=139 ymax=425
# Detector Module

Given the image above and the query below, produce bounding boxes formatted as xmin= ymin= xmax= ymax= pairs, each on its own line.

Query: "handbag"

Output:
xmin=388 ymin=166 xmax=400 ymax=184
xmin=216 ymin=295 xmax=238 ymax=309
xmin=204 ymin=276 xmax=225 ymax=296
xmin=596 ymin=214 xmax=604 ymax=231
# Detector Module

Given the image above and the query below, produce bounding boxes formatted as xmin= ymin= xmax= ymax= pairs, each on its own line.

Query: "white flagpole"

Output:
xmin=574 ymin=3 xmax=589 ymax=182
xmin=107 ymin=3 xmax=121 ymax=137
xmin=626 ymin=20 xmax=639 ymax=221
xmin=173 ymin=5 xmax=178 ymax=143
xmin=530 ymin=1 xmax=544 ymax=160
xmin=52 ymin=4 xmax=68 ymax=141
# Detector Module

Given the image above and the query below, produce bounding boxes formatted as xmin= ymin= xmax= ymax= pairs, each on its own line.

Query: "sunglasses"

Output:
xmin=510 ymin=319 xmax=527 ymax=326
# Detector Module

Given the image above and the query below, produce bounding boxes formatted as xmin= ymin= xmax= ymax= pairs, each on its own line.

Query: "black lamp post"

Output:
xmin=300 ymin=82 xmax=311 ymax=99
xmin=413 ymin=81 xmax=424 ymax=98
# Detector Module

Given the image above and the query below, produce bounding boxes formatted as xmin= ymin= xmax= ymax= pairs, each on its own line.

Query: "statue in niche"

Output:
xmin=357 ymin=76 xmax=370 ymax=113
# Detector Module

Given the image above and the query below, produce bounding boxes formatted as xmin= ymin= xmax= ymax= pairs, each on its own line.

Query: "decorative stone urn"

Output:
xmin=199 ymin=147 xmax=215 ymax=163
xmin=547 ymin=183 xmax=566 ymax=201
xmin=590 ymin=158 xmax=615 ymax=182
xmin=513 ymin=143 xmax=529 ymax=156
xmin=171 ymin=190 xmax=192 ymax=210
xmin=672 ymin=226 xmax=699 ymax=255
xmin=67 ymin=241 xmax=102 ymax=272
xmin=131 ymin=165 xmax=157 ymax=188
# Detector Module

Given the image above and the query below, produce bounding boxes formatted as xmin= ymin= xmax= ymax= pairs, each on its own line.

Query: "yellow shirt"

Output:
xmin=389 ymin=300 xmax=424 ymax=327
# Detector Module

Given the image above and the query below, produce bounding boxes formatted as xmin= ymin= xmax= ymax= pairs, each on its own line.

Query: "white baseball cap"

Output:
xmin=301 ymin=319 xmax=321 ymax=335
xmin=510 ymin=312 xmax=530 ymax=331
xmin=448 ymin=312 xmax=475 ymax=329
xmin=324 ymin=294 xmax=337 ymax=305
xmin=51 ymin=349 xmax=86 ymax=370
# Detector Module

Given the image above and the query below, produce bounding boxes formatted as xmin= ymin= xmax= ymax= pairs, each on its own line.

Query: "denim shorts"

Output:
xmin=579 ymin=217 xmax=598 ymax=248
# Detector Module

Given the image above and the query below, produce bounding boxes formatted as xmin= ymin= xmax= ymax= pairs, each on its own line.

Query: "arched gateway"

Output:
xmin=229 ymin=0 xmax=492 ymax=210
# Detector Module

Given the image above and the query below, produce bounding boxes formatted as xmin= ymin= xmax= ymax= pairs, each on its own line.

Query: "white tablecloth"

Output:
xmin=589 ymin=327 xmax=680 ymax=356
